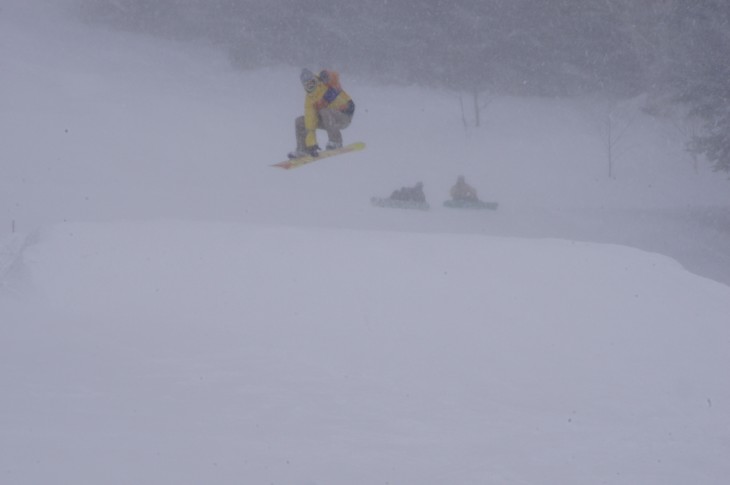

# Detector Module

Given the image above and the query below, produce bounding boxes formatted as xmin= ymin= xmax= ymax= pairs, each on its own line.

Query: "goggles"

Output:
xmin=303 ymin=78 xmax=317 ymax=92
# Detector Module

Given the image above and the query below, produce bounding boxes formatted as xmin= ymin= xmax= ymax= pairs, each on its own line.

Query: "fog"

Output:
xmin=75 ymin=0 xmax=730 ymax=98
xmin=2 ymin=2 xmax=730 ymax=484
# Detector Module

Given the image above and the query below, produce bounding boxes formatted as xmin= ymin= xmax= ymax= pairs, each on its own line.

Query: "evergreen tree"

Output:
xmin=667 ymin=1 xmax=730 ymax=173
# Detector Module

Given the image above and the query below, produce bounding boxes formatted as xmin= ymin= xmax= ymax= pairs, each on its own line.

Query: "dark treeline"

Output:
xmin=79 ymin=0 xmax=730 ymax=173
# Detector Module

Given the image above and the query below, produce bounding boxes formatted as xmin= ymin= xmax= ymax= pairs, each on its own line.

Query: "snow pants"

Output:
xmin=295 ymin=108 xmax=352 ymax=149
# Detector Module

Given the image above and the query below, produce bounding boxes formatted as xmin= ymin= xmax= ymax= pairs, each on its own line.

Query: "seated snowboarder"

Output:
xmin=443 ymin=175 xmax=497 ymax=210
xmin=390 ymin=182 xmax=426 ymax=203
xmin=450 ymin=175 xmax=479 ymax=202
xmin=288 ymin=68 xmax=356 ymax=159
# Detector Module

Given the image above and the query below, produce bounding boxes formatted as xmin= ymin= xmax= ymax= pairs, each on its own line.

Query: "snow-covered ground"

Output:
xmin=2 ymin=2 xmax=730 ymax=484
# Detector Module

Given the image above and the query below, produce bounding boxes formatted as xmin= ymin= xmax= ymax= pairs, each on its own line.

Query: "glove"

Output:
xmin=305 ymin=145 xmax=320 ymax=157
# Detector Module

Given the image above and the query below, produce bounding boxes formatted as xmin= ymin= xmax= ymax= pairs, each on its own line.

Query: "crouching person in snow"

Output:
xmin=450 ymin=175 xmax=479 ymax=202
xmin=288 ymin=68 xmax=356 ymax=159
xmin=371 ymin=181 xmax=430 ymax=210
xmin=390 ymin=182 xmax=426 ymax=203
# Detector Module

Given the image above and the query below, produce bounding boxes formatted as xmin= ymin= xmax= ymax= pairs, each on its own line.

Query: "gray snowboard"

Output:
xmin=443 ymin=199 xmax=499 ymax=210
xmin=371 ymin=197 xmax=430 ymax=211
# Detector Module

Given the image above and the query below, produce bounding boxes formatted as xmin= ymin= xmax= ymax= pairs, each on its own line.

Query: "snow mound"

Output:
xmin=3 ymin=220 xmax=729 ymax=485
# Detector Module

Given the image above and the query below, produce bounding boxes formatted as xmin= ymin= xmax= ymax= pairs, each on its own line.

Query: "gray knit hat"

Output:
xmin=300 ymin=68 xmax=316 ymax=85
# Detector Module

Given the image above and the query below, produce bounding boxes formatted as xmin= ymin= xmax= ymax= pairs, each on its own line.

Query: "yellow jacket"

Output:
xmin=303 ymin=71 xmax=353 ymax=147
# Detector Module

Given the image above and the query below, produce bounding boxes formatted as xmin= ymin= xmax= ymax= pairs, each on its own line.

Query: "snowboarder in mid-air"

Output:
xmin=288 ymin=68 xmax=356 ymax=160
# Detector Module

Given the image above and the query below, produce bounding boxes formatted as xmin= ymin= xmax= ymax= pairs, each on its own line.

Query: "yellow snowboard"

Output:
xmin=272 ymin=142 xmax=365 ymax=170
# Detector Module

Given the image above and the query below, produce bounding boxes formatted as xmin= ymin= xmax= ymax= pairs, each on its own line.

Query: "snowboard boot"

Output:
xmin=288 ymin=149 xmax=308 ymax=159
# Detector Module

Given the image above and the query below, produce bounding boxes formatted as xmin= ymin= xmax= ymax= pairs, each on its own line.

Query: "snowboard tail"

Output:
xmin=272 ymin=142 xmax=365 ymax=169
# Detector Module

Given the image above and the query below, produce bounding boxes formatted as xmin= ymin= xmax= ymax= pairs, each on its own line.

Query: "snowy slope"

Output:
xmin=2 ymin=2 xmax=730 ymax=484
xmin=3 ymin=221 xmax=729 ymax=485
